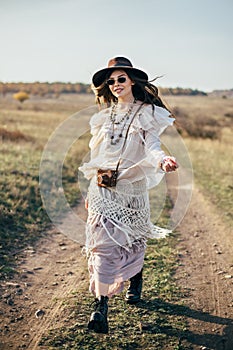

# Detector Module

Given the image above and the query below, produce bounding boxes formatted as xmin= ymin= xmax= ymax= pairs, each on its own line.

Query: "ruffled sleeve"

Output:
xmin=88 ymin=109 xmax=109 ymax=150
xmin=79 ymin=109 xmax=109 ymax=180
xmin=136 ymin=105 xmax=175 ymax=135
xmin=131 ymin=104 xmax=175 ymax=189
xmin=89 ymin=110 xmax=108 ymax=136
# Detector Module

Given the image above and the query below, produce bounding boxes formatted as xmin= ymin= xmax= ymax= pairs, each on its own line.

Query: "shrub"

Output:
xmin=224 ymin=112 xmax=233 ymax=118
xmin=13 ymin=91 xmax=29 ymax=103
xmin=173 ymin=107 xmax=221 ymax=140
xmin=0 ymin=128 xmax=32 ymax=142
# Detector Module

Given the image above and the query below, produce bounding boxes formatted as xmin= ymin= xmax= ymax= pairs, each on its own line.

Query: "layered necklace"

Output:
xmin=109 ymin=100 xmax=136 ymax=145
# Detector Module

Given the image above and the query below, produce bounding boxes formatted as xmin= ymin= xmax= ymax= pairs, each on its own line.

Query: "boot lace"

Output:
xmin=90 ymin=297 xmax=108 ymax=314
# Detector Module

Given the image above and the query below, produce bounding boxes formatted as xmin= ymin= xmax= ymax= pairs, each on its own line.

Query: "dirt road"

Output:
xmin=174 ymin=186 xmax=233 ymax=349
xmin=0 ymin=186 xmax=232 ymax=350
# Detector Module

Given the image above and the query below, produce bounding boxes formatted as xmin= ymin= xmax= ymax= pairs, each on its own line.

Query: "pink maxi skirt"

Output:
xmin=85 ymin=177 xmax=168 ymax=298
xmin=88 ymin=217 xmax=145 ymax=297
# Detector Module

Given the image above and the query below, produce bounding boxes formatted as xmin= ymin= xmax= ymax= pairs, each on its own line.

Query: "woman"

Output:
xmin=79 ymin=57 xmax=178 ymax=333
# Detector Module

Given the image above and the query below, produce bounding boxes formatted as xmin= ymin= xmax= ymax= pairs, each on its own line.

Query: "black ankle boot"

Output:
xmin=88 ymin=295 xmax=109 ymax=333
xmin=125 ymin=269 xmax=143 ymax=304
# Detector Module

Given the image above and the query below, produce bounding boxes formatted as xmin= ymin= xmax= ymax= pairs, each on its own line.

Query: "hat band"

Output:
xmin=108 ymin=63 xmax=132 ymax=68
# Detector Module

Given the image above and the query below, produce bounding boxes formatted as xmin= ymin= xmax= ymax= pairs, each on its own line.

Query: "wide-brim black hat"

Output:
xmin=92 ymin=57 xmax=148 ymax=87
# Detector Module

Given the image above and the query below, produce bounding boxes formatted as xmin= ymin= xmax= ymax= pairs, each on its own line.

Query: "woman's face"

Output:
xmin=107 ymin=70 xmax=134 ymax=102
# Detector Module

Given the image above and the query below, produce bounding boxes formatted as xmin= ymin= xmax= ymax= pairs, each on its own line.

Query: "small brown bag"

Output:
xmin=97 ymin=169 xmax=118 ymax=188
xmin=97 ymin=103 xmax=143 ymax=188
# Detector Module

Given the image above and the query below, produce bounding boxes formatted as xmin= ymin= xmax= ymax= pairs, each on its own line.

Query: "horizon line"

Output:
xmin=1 ymin=81 xmax=233 ymax=94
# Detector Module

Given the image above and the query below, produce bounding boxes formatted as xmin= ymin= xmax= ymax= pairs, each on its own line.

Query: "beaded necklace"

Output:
xmin=109 ymin=100 xmax=136 ymax=145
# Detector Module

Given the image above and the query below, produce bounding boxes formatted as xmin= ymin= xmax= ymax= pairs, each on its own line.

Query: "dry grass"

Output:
xmin=164 ymin=96 xmax=232 ymax=140
xmin=165 ymin=95 xmax=233 ymax=226
xmin=183 ymin=129 xmax=232 ymax=223
xmin=0 ymin=94 xmax=93 ymax=278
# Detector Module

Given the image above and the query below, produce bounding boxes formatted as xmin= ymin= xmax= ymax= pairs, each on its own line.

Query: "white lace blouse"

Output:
xmin=79 ymin=103 xmax=175 ymax=189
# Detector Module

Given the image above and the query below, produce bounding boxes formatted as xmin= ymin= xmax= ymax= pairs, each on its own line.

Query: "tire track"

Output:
xmin=24 ymin=235 xmax=88 ymax=350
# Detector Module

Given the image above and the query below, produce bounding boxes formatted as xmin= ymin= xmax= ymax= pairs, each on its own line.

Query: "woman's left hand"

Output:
xmin=160 ymin=156 xmax=178 ymax=172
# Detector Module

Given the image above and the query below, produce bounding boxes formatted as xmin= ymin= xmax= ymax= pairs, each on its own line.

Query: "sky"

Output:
xmin=0 ymin=0 xmax=233 ymax=92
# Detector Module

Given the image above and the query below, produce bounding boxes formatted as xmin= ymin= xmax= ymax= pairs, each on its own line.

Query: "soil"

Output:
xmin=173 ymin=186 xmax=233 ymax=350
xmin=0 ymin=186 xmax=233 ymax=350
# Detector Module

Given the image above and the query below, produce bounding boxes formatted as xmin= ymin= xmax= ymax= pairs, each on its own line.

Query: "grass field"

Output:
xmin=165 ymin=95 xmax=233 ymax=225
xmin=0 ymin=92 xmax=232 ymax=349
xmin=0 ymin=94 xmax=93 ymax=277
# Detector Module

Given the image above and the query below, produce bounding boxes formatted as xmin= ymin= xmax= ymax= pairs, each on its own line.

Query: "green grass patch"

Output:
xmin=0 ymin=140 xmax=47 ymax=277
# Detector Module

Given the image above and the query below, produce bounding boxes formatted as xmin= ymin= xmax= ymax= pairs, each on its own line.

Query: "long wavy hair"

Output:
xmin=92 ymin=68 xmax=170 ymax=112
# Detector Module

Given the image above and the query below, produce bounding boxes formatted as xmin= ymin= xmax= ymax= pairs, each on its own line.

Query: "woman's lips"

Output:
xmin=114 ymin=88 xmax=123 ymax=93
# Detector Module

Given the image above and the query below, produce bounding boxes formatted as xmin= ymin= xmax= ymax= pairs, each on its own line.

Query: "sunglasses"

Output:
xmin=106 ymin=76 xmax=127 ymax=86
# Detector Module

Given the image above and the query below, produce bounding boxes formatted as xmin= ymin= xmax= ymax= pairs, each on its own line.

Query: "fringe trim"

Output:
xmin=83 ymin=177 xmax=171 ymax=255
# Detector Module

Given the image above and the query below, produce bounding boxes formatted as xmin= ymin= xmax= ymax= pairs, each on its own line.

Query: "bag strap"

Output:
xmin=115 ymin=102 xmax=144 ymax=173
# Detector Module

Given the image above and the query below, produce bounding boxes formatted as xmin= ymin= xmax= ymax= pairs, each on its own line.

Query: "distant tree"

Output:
xmin=13 ymin=91 xmax=29 ymax=103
